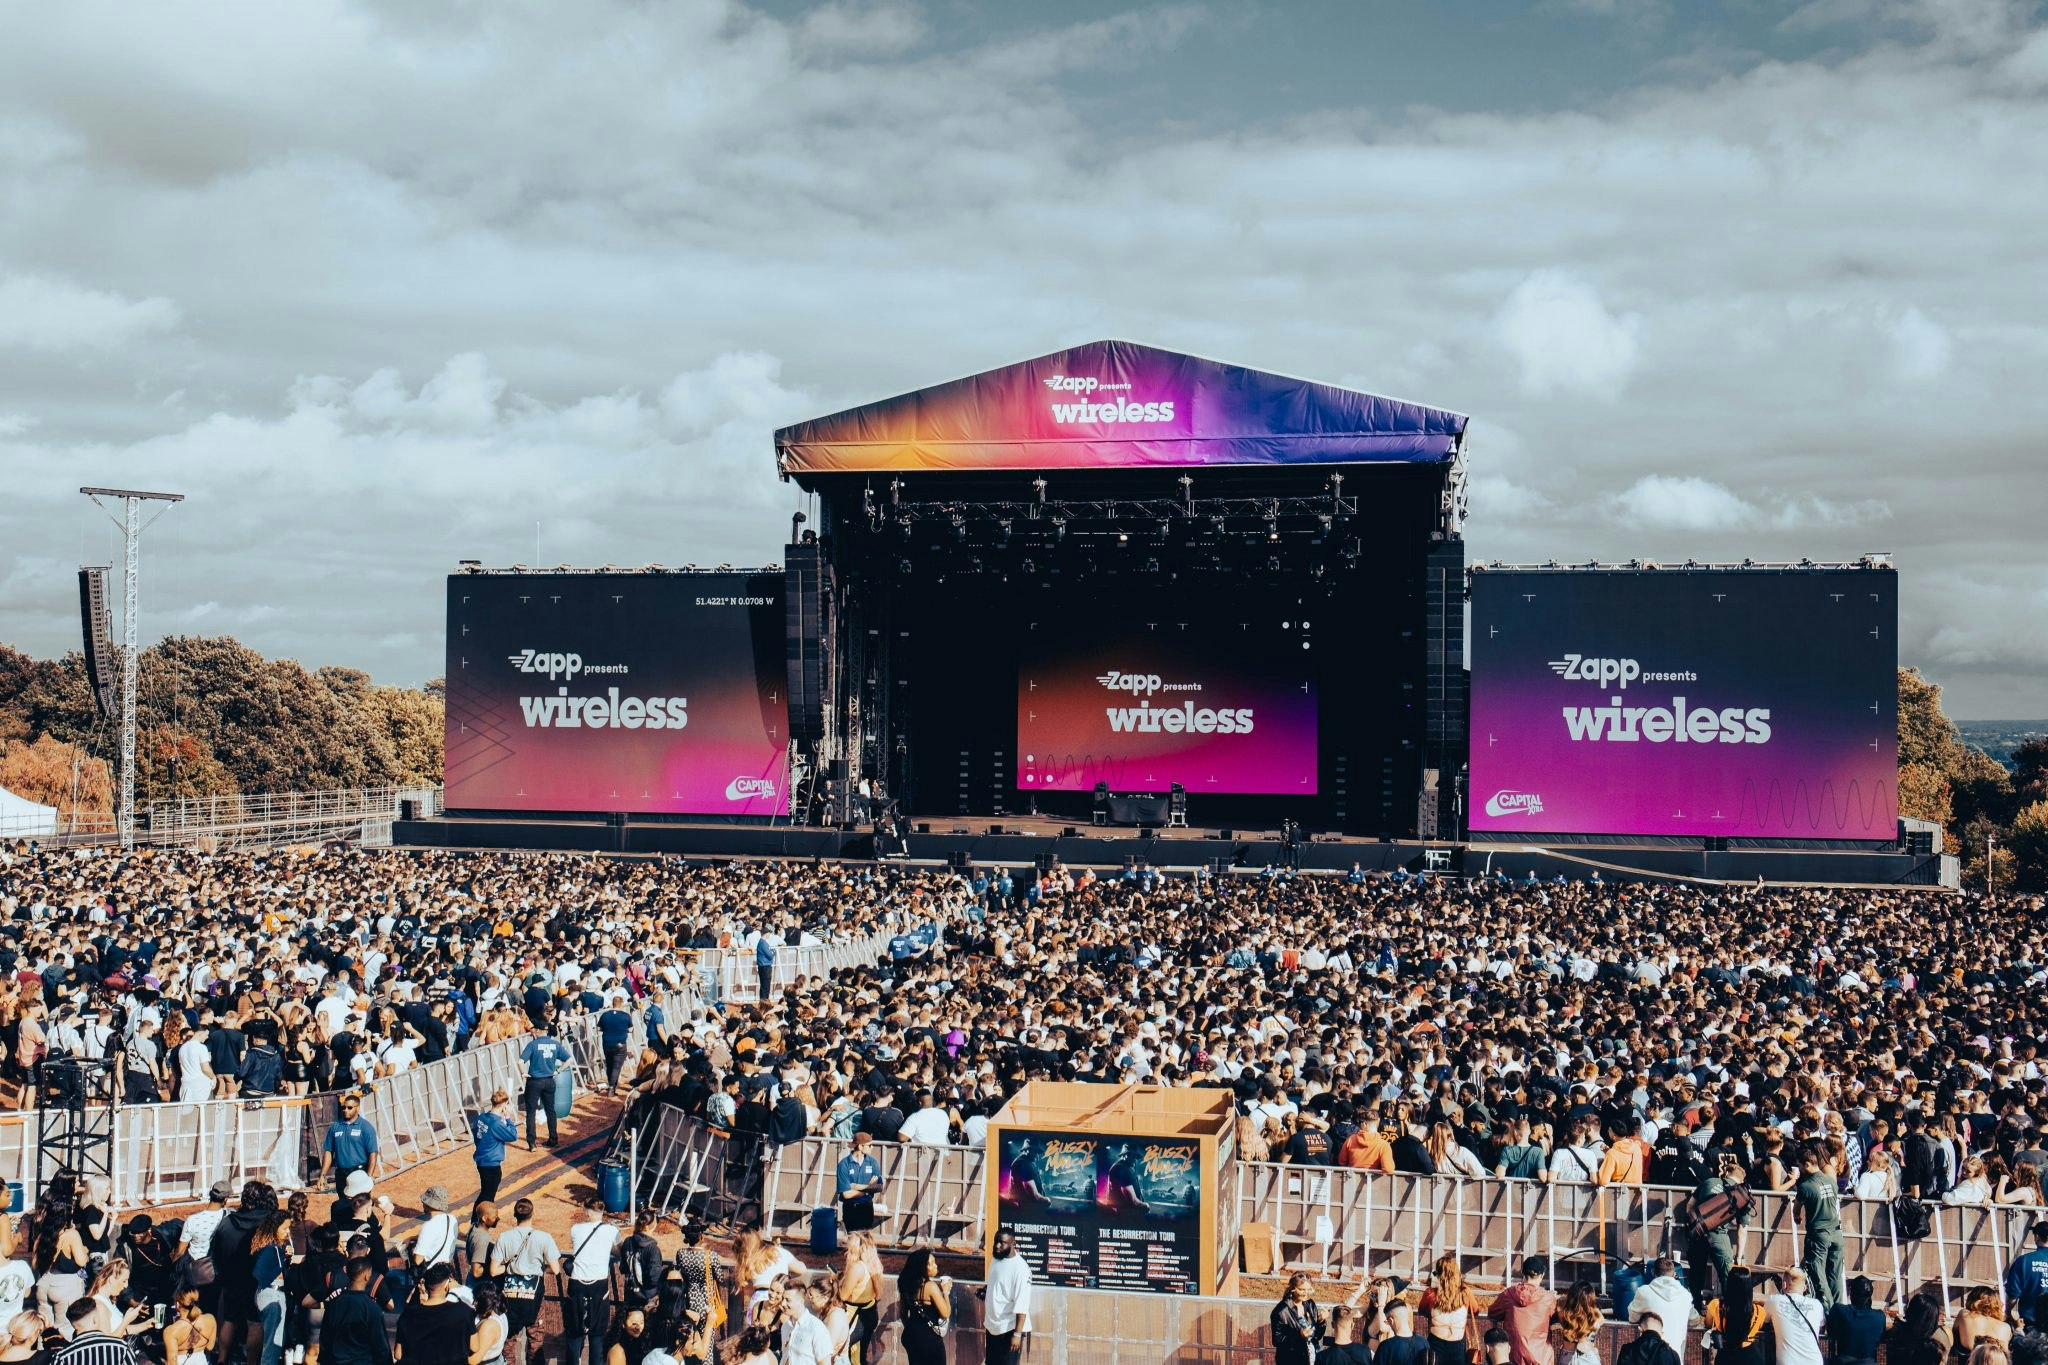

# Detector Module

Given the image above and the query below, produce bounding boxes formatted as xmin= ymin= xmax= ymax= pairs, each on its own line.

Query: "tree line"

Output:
xmin=0 ymin=636 xmax=441 ymax=820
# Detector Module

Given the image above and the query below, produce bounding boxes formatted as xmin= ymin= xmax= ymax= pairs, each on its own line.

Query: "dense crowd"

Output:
xmin=5 ymin=841 xmax=2048 ymax=1365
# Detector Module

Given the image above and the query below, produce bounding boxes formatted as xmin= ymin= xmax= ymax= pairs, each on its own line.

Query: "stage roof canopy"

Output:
xmin=776 ymin=339 xmax=1466 ymax=479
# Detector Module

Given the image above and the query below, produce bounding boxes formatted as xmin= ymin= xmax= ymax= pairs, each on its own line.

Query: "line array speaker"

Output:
xmin=78 ymin=567 xmax=116 ymax=723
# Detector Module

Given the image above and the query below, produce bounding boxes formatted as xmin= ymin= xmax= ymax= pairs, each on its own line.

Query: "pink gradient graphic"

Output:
xmin=1468 ymin=570 xmax=1897 ymax=838
xmin=776 ymin=339 xmax=1465 ymax=474
xmin=444 ymin=573 xmax=789 ymax=816
xmin=1017 ymin=630 xmax=1317 ymax=795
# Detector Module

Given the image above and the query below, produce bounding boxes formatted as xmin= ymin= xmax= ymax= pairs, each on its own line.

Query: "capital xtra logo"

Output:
xmin=725 ymin=776 xmax=777 ymax=802
xmin=1484 ymin=790 xmax=1544 ymax=817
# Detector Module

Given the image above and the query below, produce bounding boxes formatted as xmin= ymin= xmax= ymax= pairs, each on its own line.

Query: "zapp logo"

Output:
xmin=1549 ymin=654 xmax=1639 ymax=688
xmin=1043 ymin=374 xmax=1100 ymax=393
xmin=725 ymin=776 xmax=778 ymax=802
xmin=1484 ymin=790 xmax=1544 ymax=818
xmin=508 ymin=649 xmax=582 ymax=681
xmin=1096 ymin=671 xmax=1163 ymax=696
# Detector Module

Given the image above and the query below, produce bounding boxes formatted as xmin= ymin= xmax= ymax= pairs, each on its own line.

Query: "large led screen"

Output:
xmin=1469 ymin=569 xmax=1897 ymax=839
xmin=1017 ymin=622 xmax=1316 ymax=795
xmin=444 ymin=573 xmax=788 ymax=815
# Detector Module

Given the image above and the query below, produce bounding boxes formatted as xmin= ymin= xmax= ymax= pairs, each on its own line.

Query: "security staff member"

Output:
xmin=520 ymin=1017 xmax=570 ymax=1150
xmin=319 ymin=1093 xmax=382 ymax=1192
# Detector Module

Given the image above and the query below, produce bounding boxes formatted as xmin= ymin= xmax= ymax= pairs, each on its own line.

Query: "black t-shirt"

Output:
xmin=1287 ymin=1130 xmax=1333 ymax=1166
xmin=395 ymin=1299 xmax=476 ymax=1365
xmin=1323 ymin=1345 xmax=1375 ymax=1365
xmin=1377 ymin=1337 xmax=1430 ymax=1365
xmin=860 ymin=1105 xmax=905 ymax=1142
xmin=206 ymin=1027 xmax=246 ymax=1075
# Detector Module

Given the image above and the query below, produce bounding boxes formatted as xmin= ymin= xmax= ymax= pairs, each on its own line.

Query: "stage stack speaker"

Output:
xmin=1092 ymin=781 xmax=1110 ymax=826
xmin=1905 ymin=829 xmax=1935 ymax=857
xmin=78 ymin=567 xmax=117 ymax=723
xmin=1168 ymin=782 xmax=1187 ymax=828
xmin=1416 ymin=777 xmax=1440 ymax=844
xmin=1422 ymin=538 xmax=1467 ymax=838
xmin=399 ymin=799 xmax=422 ymax=823
xmin=784 ymin=542 xmax=835 ymax=750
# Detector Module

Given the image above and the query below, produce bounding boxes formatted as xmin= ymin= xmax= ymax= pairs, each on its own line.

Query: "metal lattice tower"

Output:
xmin=81 ymin=486 xmax=184 ymax=848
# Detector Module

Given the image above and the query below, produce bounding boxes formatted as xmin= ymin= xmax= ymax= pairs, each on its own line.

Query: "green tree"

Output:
xmin=2007 ymin=800 xmax=2048 ymax=894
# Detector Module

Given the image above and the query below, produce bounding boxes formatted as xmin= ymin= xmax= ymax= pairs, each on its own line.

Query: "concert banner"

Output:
xmin=994 ymin=1128 xmax=1204 ymax=1294
xmin=1468 ymin=568 xmax=1897 ymax=839
xmin=443 ymin=572 xmax=789 ymax=816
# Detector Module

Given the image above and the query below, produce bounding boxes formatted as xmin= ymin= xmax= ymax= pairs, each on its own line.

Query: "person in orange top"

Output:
xmin=1339 ymin=1104 xmax=1397 ymax=1173
xmin=1596 ymin=1118 xmax=1653 ymax=1185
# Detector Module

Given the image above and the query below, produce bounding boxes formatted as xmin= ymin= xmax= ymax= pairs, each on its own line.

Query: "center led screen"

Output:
xmin=1017 ymin=621 xmax=1317 ymax=795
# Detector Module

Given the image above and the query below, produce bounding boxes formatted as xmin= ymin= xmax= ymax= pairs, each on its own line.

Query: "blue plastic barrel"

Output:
xmin=554 ymin=1068 xmax=575 ymax=1119
xmin=1610 ymin=1260 xmax=1644 ymax=1319
xmin=600 ymin=1160 xmax=632 ymax=1213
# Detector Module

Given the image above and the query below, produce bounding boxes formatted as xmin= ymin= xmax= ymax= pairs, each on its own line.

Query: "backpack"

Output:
xmin=1683 ymin=1181 xmax=1753 ymax=1238
xmin=1887 ymin=1195 xmax=1933 ymax=1242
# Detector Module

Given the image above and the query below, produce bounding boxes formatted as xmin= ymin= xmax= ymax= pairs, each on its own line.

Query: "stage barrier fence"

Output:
xmin=633 ymin=1107 xmax=2032 ymax=1303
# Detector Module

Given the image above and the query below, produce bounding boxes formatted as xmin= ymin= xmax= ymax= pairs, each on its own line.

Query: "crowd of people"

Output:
xmin=5 ymin=839 xmax=2048 ymax=1365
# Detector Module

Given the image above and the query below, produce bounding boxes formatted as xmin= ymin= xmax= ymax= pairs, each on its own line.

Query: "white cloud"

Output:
xmin=1494 ymin=272 xmax=1643 ymax=400
xmin=1891 ymin=307 xmax=1954 ymax=381
xmin=1609 ymin=475 xmax=1756 ymax=531
xmin=0 ymin=273 xmax=177 ymax=352
xmin=1608 ymin=476 xmax=1890 ymax=531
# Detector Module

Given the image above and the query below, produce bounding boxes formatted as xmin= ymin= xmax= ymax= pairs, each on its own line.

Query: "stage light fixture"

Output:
xmin=1022 ymin=558 xmax=1036 ymax=574
xmin=1267 ymin=556 xmax=1281 ymax=571
xmin=1117 ymin=529 xmax=1129 ymax=544
xmin=889 ymin=478 xmax=902 ymax=507
xmin=998 ymin=519 xmax=1013 ymax=547
xmin=1145 ymin=558 xmax=1159 ymax=573
xmin=1032 ymin=477 xmax=1047 ymax=503
xmin=1268 ymin=527 xmax=1280 ymax=542
xmin=1052 ymin=517 xmax=1067 ymax=543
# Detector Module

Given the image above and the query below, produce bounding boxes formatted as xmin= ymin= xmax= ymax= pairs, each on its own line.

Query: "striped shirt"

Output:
xmin=54 ymin=1331 xmax=142 ymax=1365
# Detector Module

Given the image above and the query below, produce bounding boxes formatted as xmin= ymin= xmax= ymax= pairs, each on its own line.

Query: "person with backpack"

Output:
xmin=1686 ymin=1154 xmax=1752 ymax=1302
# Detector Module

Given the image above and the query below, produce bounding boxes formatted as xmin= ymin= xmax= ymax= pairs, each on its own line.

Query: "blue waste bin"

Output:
xmin=1610 ymin=1260 xmax=1645 ymax=1320
xmin=600 ymin=1160 xmax=632 ymax=1213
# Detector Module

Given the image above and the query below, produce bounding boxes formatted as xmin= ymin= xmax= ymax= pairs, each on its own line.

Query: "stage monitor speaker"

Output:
xmin=1218 ymin=827 xmax=1234 ymax=840
xmin=1207 ymin=857 xmax=1230 ymax=876
xmin=1062 ymin=826 xmax=1078 ymax=838
xmin=78 ymin=567 xmax=116 ymax=723
xmin=399 ymin=799 xmax=422 ymax=822
xmin=988 ymin=824 xmax=1005 ymax=836
xmin=915 ymin=822 xmax=931 ymax=834
xmin=1138 ymin=826 xmax=1155 ymax=840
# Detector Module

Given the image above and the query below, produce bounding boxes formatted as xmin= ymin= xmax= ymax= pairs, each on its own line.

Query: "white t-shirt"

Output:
xmin=178 ymin=1038 xmax=215 ymax=1101
xmin=1765 ymin=1292 xmax=1825 ymax=1365
xmin=567 ymin=1221 xmax=620 ymax=1283
xmin=182 ymin=1208 xmax=225 ymax=1259
xmin=413 ymin=1212 xmax=461 ymax=1267
xmin=899 ymin=1107 xmax=951 ymax=1146
xmin=0 ymin=1258 xmax=35 ymax=1326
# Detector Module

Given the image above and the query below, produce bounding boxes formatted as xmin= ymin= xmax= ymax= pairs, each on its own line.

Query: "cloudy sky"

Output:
xmin=2 ymin=0 xmax=2045 ymax=715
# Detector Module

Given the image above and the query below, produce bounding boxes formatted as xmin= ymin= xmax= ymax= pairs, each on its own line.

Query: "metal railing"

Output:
xmin=632 ymin=1110 xmax=2037 ymax=1305
xmin=43 ymin=785 xmax=443 ymax=851
xmin=676 ymin=929 xmax=905 ymax=1005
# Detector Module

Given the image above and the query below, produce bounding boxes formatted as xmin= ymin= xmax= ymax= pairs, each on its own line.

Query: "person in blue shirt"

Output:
xmin=597 ymin=994 xmax=635 ymax=1093
xmin=319 ymin=1093 xmax=381 ymax=1191
xmin=642 ymin=997 xmax=666 ymax=1050
xmin=471 ymin=1088 xmax=521 ymax=1205
xmin=836 ymin=1131 xmax=884 ymax=1232
xmin=520 ymin=1019 xmax=570 ymax=1149
xmin=754 ymin=930 xmax=778 ymax=1001
xmin=2006 ymin=1221 xmax=2048 ymax=1328
xmin=1347 ymin=862 xmax=1369 ymax=886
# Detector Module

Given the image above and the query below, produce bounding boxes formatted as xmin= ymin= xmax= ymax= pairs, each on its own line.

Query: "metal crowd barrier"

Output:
xmin=631 ymin=1105 xmax=2039 ymax=1300
xmin=7 ymin=992 xmax=688 ymax=1208
xmin=674 ymin=929 xmax=902 ymax=1005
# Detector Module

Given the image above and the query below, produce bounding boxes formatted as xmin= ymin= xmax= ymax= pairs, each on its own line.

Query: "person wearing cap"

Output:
xmin=472 ymin=1090 xmax=520 ymax=1205
xmin=319 ymin=1093 xmax=381 ymax=1193
xmin=412 ymin=1188 xmax=461 ymax=1274
xmin=519 ymin=1017 xmax=569 ymax=1150
xmin=176 ymin=1182 xmax=233 ymax=1316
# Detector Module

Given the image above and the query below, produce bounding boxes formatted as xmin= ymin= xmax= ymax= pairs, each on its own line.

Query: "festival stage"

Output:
xmin=392 ymin=811 xmax=1947 ymax=887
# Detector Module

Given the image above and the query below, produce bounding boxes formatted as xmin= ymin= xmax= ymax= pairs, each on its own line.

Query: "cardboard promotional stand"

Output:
xmin=985 ymin=1082 xmax=1240 ymax=1297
